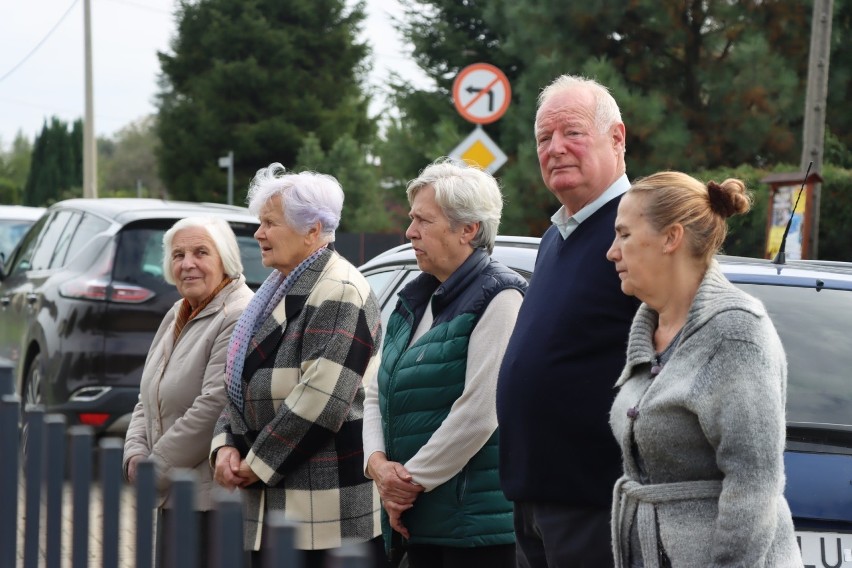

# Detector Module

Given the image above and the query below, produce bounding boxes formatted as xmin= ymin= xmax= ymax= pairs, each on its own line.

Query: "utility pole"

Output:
xmin=83 ymin=0 xmax=97 ymax=198
xmin=802 ymin=0 xmax=832 ymax=259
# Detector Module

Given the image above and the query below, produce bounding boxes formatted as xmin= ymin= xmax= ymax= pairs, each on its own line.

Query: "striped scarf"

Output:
xmin=173 ymin=276 xmax=232 ymax=343
xmin=224 ymin=246 xmax=327 ymax=412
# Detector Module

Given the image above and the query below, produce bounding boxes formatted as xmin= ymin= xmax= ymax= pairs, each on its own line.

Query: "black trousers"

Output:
xmin=513 ymin=501 xmax=613 ymax=568
xmin=406 ymin=543 xmax=515 ymax=568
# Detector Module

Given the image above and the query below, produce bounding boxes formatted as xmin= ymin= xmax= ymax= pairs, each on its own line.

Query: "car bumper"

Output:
xmin=49 ymin=385 xmax=139 ymax=435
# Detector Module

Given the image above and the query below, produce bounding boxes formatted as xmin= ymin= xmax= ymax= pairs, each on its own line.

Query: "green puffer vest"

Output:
xmin=377 ymin=250 xmax=524 ymax=548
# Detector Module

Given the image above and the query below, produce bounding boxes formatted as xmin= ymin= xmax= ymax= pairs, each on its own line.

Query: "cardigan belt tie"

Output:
xmin=613 ymin=477 xmax=723 ymax=568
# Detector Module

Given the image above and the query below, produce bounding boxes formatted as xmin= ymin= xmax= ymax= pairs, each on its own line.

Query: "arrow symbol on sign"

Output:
xmin=463 ymin=76 xmax=501 ymax=113
xmin=465 ymin=85 xmax=495 ymax=111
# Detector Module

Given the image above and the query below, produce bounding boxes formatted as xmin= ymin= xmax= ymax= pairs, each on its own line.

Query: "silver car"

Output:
xmin=0 ymin=205 xmax=45 ymax=265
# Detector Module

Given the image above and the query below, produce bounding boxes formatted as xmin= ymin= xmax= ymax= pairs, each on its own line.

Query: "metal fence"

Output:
xmin=0 ymin=363 xmax=372 ymax=568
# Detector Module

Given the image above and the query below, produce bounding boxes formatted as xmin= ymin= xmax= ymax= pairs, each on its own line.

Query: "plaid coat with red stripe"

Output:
xmin=212 ymin=248 xmax=382 ymax=551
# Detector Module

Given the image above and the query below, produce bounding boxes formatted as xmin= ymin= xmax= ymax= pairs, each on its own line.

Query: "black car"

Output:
xmin=359 ymin=236 xmax=852 ymax=568
xmin=0 ymin=198 xmax=271 ymax=435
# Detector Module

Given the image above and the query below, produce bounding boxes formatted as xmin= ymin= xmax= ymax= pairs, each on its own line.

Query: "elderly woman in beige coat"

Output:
xmin=123 ymin=216 xmax=254 ymax=567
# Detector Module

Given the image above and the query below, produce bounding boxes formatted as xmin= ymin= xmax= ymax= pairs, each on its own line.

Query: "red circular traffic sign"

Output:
xmin=452 ymin=63 xmax=511 ymax=124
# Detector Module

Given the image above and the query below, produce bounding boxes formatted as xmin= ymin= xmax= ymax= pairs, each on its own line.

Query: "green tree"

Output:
xmin=375 ymin=0 xmax=525 ymax=222
xmin=0 ymin=131 xmax=32 ymax=204
xmin=294 ymin=132 xmax=392 ymax=232
xmin=23 ymin=118 xmax=82 ymax=206
xmin=388 ymin=1 xmax=844 ymax=235
xmin=156 ymin=0 xmax=375 ymax=203
xmin=487 ymin=0 xmax=812 ymax=233
xmin=99 ymin=115 xmax=167 ymax=198
xmin=826 ymin=0 xmax=852 ymax=160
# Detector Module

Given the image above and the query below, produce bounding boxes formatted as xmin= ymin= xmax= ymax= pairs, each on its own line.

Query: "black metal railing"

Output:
xmin=0 ymin=360 xmax=372 ymax=568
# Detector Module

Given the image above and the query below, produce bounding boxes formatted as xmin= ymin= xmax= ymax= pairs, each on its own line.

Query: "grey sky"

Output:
xmin=0 ymin=0 xmax=430 ymax=150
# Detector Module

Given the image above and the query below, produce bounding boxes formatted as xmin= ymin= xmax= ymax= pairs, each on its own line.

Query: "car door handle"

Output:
xmin=0 ymin=296 xmax=9 ymax=307
xmin=26 ymin=294 xmax=38 ymax=305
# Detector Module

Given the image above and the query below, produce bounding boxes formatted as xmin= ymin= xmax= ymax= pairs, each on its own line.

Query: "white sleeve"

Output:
xmin=404 ymin=288 xmax=523 ymax=491
xmin=362 ymin=345 xmax=386 ymax=477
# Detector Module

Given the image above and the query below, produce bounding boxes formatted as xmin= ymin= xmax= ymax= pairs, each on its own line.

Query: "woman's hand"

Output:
xmin=236 ymin=460 xmax=261 ymax=487
xmin=383 ymin=498 xmax=414 ymax=539
xmin=367 ymin=452 xmax=423 ymax=538
xmin=367 ymin=452 xmax=423 ymax=505
xmin=213 ymin=446 xmax=245 ymax=490
xmin=126 ymin=455 xmax=144 ymax=483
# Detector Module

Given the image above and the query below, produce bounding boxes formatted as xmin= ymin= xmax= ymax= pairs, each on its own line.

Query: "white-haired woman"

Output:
xmin=363 ymin=158 xmax=527 ymax=568
xmin=210 ymin=164 xmax=385 ymax=568
xmin=123 ymin=216 xmax=254 ymax=567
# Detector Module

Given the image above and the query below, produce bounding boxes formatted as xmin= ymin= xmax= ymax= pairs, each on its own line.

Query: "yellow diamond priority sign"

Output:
xmin=449 ymin=126 xmax=507 ymax=174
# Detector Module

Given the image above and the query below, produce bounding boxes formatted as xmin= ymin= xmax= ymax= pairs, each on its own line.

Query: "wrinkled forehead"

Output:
xmin=535 ymin=89 xmax=596 ymax=133
xmin=171 ymin=227 xmax=215 ymax=250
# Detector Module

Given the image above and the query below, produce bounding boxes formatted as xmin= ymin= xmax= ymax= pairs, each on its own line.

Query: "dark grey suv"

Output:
xmin=359 ymin=236 xmax=852 ymax=568
xmin=0 ymin=198 xmax=270 ymax=435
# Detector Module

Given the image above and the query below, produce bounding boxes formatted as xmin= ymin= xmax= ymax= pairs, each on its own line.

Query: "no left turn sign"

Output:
xmin=452 ymin=63 xmax=511 ymax=124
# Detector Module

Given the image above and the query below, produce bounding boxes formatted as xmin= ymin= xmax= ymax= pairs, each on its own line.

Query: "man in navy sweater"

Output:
xmin=496 ymin=75 xmax=641 ymax=567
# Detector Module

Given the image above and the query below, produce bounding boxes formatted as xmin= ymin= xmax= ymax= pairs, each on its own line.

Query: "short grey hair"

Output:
xmin=535 ymin=74 xmax=623 ymax=135
xmin=406 ymin=158 xmax=503 ymax=254
xmin=162 ymin=216 xmax=243 ymax=284
xmin=246 ymin=163 xmax=343 ymax=244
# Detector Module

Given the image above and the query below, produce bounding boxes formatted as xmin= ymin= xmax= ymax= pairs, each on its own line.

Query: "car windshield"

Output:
xmin=0 ymin=218 xmax=37 ymax=262
xmin=737 ymin=283 xmax=852 ymax=428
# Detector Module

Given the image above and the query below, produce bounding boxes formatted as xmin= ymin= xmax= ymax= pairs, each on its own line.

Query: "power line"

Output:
xmin=0 ymin=0 xmax=81 ymax=85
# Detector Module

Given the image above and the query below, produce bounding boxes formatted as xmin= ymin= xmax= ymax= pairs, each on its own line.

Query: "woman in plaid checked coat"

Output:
xmin=211 ymin=164 xmax=386 ymax=568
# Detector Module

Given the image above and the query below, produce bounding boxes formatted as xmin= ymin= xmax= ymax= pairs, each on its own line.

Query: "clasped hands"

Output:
xmin=213 ymin=446 xmax=261 ymax=490
xmin=367 ymin=452 xmax=424 ymax=539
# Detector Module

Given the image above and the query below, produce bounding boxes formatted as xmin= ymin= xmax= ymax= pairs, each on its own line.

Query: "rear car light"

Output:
xmin=58 ymin=240 xmax=155 ymax=303
xmin=78 ymin=413 xmax=111 ymax=427
xmin=60 ymin=277 xmax=155 ymax=303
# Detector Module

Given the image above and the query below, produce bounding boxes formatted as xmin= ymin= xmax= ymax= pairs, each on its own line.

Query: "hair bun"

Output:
xmin=707 ymin=179 xmax=751 ymax=218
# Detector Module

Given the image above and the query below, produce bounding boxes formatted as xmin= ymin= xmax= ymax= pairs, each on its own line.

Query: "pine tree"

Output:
xmin=156 ymin=0 xmax=375 ymax=203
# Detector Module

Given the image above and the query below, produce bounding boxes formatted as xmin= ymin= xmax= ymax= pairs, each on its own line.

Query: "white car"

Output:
xmin=0 ymin=205 xmax=45 ymax=265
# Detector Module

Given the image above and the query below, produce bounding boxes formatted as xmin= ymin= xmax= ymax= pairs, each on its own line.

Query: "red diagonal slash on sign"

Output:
xmin=463 ymin=76 xmax=501 ymax=111
xmin=453 ymin=63 xmax=511 ymax=124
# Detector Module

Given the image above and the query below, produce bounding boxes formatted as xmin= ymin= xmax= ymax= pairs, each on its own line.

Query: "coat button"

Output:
xmin=627 ymin=407 xmax=639 ymax=419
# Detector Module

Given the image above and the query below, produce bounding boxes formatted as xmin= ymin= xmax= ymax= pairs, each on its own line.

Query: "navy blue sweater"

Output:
xmin=496 ymin=196 xmax=640 ymax=507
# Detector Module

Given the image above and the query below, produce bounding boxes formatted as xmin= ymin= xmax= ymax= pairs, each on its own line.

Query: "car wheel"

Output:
xmin=20 ymin=353 xmax=44 ymax=460
xmin=24 ymin=353 xmax=44 ymax=407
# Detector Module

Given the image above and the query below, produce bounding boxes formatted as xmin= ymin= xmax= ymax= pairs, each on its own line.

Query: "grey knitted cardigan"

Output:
xmin=610 ymin=261 xmax=803 ymax=568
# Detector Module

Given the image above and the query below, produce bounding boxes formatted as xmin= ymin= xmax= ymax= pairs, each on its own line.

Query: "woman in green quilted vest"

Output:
xmin=363 ymin=158 xmax=528 ymax=568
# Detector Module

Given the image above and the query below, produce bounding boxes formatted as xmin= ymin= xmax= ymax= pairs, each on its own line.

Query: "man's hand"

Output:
xmin=213 ymin=446 xmax=246 ymax=490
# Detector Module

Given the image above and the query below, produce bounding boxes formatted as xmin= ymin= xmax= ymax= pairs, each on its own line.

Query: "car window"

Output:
xmin=113 ymin=225 xmax=175 ymax=297
xmin=49 ymin=212 xmax=84 ymax=269
xmin=0 ymin=219 xmax=37 ymax=262
xmin=64 ymin=213 xmax=111 ymax=265
xmin=737 ymin=283 xmax=852 ymax=428
xmin=112 ymin=220 xmax=271 ymax=294
xmin=364 ymin=270 xmax=400 ymax=300
xmin=4 ymin=215 xmax=47 ymax=275
xmin=237 ymin=235 xmax=270 ymax=287
xmin=29 ymin=210 xmax=78 ymax=270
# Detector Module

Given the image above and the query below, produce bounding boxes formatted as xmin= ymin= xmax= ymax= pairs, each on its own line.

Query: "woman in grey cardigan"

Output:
xmin=605 ymin=172 xmax=802 ymax=567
